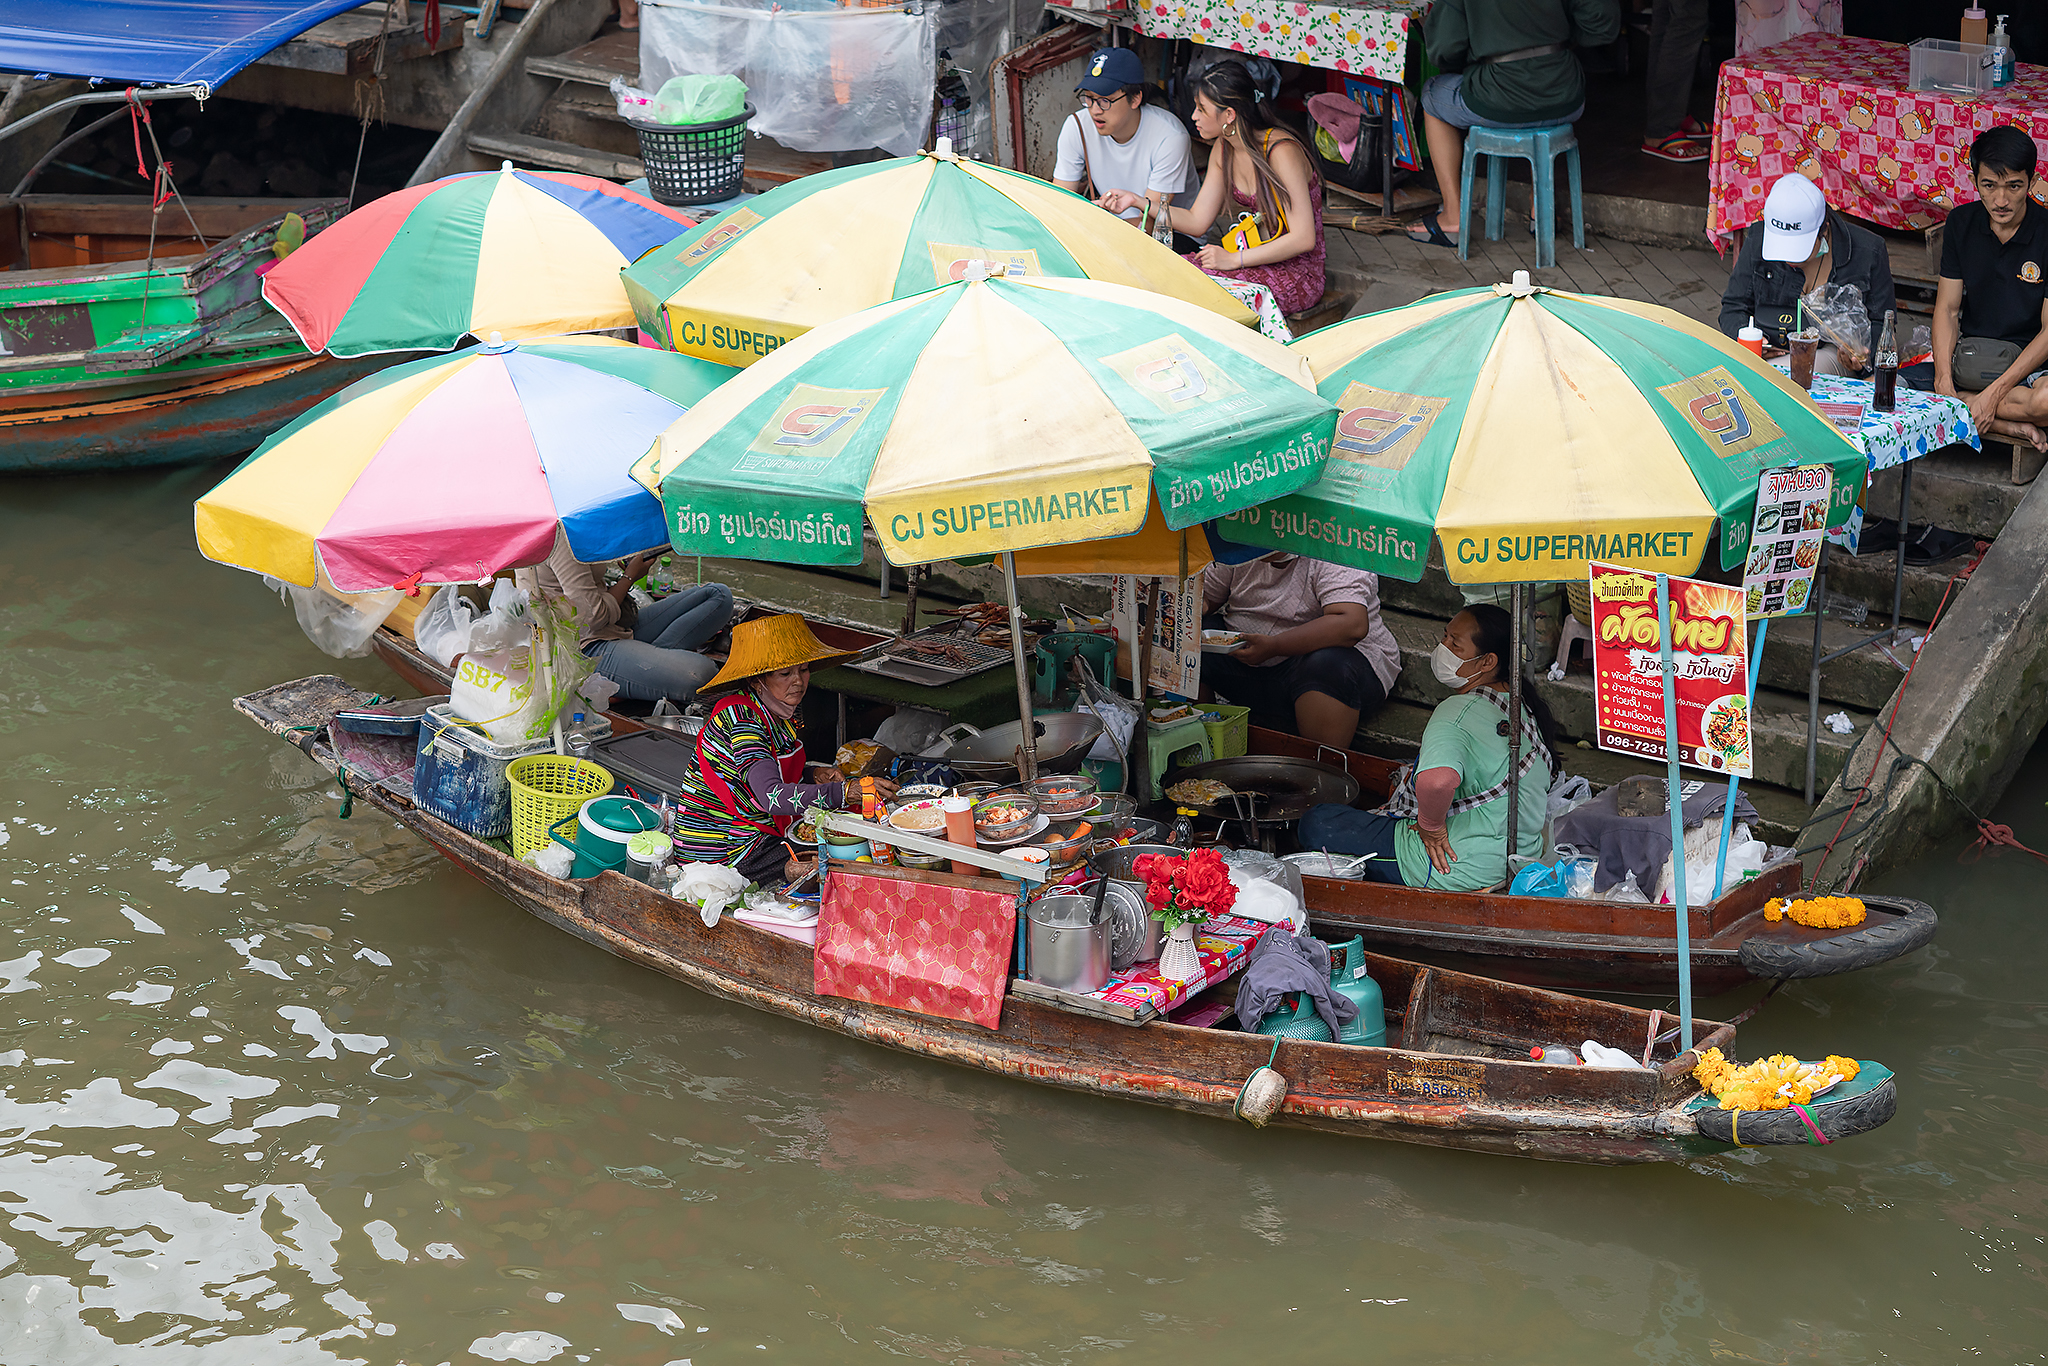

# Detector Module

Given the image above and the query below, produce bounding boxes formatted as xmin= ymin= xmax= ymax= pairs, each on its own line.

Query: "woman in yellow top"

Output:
xmin=1098 ymin=61 xmax=1327 ymax=315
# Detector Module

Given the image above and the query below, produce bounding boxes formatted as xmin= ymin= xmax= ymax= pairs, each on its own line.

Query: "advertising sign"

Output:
xmin=1741 ymin=464 xmax=1833 ymax=620
xmin=1589 ymin=563 xmax=1752 ymax=777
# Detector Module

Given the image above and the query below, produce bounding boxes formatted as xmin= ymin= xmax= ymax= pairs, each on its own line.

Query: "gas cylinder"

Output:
xmin=1325 ymin=935 xmax=1386 ymax=1047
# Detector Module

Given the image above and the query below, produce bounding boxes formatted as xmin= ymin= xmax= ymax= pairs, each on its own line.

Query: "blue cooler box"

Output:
xmin=413 ymin=705 xmax=608 ymax=839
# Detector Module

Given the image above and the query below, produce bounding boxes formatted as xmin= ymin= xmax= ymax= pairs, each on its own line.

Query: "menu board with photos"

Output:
xmin=1589 ymin=564 xmax=1753 ymax=778
xmin=1742 ymin=465 xmax=1833 ymax=620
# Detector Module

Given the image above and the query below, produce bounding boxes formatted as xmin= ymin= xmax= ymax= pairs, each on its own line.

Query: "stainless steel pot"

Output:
xmin=1087 ymin=843 xmax=1181 ymax=967
xmin=1026 ymin=894 xmax=1112 ymax=994
xmin=934 ymin=713 xmax=1104 ymax=780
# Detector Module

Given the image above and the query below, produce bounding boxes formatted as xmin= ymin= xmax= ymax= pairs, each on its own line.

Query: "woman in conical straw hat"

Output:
xmin=669 ymin=615 xmax=896 ymax=880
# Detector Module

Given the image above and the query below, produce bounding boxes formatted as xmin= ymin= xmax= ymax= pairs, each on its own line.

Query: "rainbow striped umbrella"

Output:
xmin=1217 ymin=280 xmax=1866 ymax=584
xmin=195 ymin=336 xmax=734 ymax=593
xmin=620 ymin=146 xmax=1254 ymax=368
xmin=262 ymin=165 xmax=697 ymax=357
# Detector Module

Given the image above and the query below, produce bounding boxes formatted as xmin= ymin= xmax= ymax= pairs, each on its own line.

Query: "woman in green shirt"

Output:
xmin=1298 ymin=604 xmax=1557 ymax=891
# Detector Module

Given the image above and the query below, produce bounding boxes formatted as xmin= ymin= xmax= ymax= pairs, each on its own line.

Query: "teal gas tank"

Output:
xmin=1325 ymin=935 xmax=1386 ymax=1047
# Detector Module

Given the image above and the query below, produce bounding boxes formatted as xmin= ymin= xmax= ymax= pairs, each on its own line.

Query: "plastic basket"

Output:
xmin=506 ymin=756 xmax=614 ymax=858
xmin=628 ymin=104 xmax=753 ymax=207
xmin=1202 ymin=704 xmax=1251 ymax=760
xmin=1566 ymin=581 xmax=1592 ymax=627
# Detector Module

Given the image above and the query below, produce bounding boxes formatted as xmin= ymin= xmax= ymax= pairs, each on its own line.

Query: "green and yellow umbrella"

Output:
xmin=632 ymin=274 xmax=1335 ymax=566
xmin=1215 ymin=279 xmax=1866 ymax=583
xmin=620 ymin=146 xmax=1254 ymax=368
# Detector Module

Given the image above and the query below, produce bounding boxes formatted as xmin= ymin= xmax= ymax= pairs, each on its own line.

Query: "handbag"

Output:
xmin=1953 ymin=336 xmax=2022 ymax=390
xmin=1220 ymin=211 xmax=1267 ymax=255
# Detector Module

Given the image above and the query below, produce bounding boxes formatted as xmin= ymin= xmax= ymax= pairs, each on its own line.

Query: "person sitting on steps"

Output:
xmin=1405 ymin=0 xmax=1621 ymax=251
xmin=1933 ymin=125 xmax=2048 ymax=453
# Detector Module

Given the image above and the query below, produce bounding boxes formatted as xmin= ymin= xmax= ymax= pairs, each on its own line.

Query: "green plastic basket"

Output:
xmin=1202 ymin=704 xmax=1250 ymax=760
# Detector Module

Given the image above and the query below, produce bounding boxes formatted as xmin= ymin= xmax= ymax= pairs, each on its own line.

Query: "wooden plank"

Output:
xmin=258 ymin=5 xmax=464 ymax=76
xmin=525 ymin=29 xmax=640 ymax=86
xmin=467 ymin=131 xmax=644 ymax=181
xmin=1397 ymin=968 xmax=1431 ymax=1052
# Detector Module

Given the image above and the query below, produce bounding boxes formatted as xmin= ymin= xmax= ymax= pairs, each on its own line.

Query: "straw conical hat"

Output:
xmin=701 ymin=614 xmax=852 ymax=692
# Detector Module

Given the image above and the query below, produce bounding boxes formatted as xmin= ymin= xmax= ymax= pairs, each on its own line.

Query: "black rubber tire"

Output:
xmin=1736 ymin=895 xmax=1937 ymax=979
xmin=1693 ymin=1075 xmax=1897 ymax=1145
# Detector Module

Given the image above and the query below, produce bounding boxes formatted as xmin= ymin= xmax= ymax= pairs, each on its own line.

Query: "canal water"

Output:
xmin=3 ymin=465 xmax=2043 ymax=1365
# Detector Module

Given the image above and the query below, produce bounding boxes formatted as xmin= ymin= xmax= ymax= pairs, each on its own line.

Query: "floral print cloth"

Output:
xmin=1789 ymin=371 xmax=1981 ymax=553
xmin=1086 ymin=913 xmax=1274 ymax=1017
xmin=1213 ymin=278 xmax=1295 ymax=342
xmin=1133 ymin=0 xmax=1421 ymax=81
xmin=1709 ymin=34 xmax=2048 ymax=248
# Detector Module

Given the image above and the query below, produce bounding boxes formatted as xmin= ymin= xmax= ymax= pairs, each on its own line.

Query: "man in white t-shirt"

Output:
xmin=1052 ymin=47 xmax=1197 ymax=232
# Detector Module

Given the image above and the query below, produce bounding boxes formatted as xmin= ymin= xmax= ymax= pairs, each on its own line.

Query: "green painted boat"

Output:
xmin=0 ymin=195 xmax=411 ymax=472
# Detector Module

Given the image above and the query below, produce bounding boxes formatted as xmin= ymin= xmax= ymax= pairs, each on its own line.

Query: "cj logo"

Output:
xmin=1337 ymin=404 xmax=1427 ymax=456
xmin=1132 ymin=350 xmax=1209 ymax=404
xmin=774 ymin=403 xmax=865 ymax=448
xmin=1687 ymin=384 xmax=1753 ymax=446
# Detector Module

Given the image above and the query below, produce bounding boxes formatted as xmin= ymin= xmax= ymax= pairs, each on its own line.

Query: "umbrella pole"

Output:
xmin=1711 ymin=616 xmax=1768 ymax=898
xmin=1001 ymin=552 xmax=1039 ymax=780
xmin=1505 ymin=582 xmax=1524 ymax=876
xmin=1656 ymin=573 xmax=1694 ymax=1054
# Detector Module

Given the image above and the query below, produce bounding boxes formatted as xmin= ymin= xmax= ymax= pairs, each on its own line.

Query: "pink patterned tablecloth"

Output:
xmin=1085 ymin=913 xmax=1275 ymax=1016
xmin=1709 ymin=34 xmax=2048 ymax=248
xmin=1132 ymin=0 xmax=1421 ymax=81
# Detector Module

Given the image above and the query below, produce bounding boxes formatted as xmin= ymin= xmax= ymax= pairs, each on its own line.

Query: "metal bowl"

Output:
xmin=973 ymin=792 xmax=1042 ymax=841
xmin=1089 ymin=791 xmax=1139 ymax=824
xmin=951 ymin=781 xmax=1001 ymax=806
xmin=1029 ymin=773 xmax=1098 ymax=817
xmin=1038 ymin=818 xmax=1097 ymax=867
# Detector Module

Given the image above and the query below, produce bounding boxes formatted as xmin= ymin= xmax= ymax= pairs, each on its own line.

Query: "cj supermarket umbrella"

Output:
xmin=635 ymin=272 xmax=1335 ymax=774
xmin=262 ymin=164 xmax=697 ymax=357
xmin=195 ymin=335 xmax=735 ymax=593
xmin=1218 ymin=277 xmax=1865 ymax=584
xmin=619 ymin=144 xmax=1254 ymax=369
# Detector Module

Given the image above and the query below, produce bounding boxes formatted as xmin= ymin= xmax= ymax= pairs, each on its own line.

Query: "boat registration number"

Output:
xmin=1388 ymin=1057 xmax=1482 ymax=1103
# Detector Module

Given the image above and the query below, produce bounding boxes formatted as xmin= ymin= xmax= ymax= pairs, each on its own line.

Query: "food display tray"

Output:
xmin=843 ymin=626 xmax=1012 ymax=684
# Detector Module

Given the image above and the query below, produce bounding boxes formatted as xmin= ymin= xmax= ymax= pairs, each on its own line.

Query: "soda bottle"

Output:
xmin=1530 ymin=1044 xmax=1583 ymax=1065
xmin=1872 ymin=309 xmax=1898 ymax=412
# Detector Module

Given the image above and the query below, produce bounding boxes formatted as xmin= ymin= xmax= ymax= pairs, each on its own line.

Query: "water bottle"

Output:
xmin=1530 ymin=1044 xmax=1583 ymax=1065
xmin=565 ymin=711 xmax=594 ymax=758
xmin=656 ymin=555 xmax=676 ymax=592
xmin=1873 ymin=309 xmax=1898 ymax=412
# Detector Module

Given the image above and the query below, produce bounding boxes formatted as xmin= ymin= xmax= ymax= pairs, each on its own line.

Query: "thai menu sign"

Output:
xmin=1589 ymin=563 xmax=1752 ymax=778
xmin=1742 ymin=465 xmax=1832 ymax=619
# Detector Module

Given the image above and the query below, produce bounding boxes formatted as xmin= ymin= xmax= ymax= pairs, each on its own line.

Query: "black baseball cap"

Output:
xmin=1076 ymin=47 xmax=1145 ymax=95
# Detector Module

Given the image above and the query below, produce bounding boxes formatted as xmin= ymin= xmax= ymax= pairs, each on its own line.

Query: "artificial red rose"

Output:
xmin=1177 ymin=848 xmax=1237 ymax=912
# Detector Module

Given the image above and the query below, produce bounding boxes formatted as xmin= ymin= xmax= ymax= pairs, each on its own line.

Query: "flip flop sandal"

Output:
xmin=1405 ymin=215 xmax=1460 ymax=250
xmin=1904 ymin=527 xmax=1976 ymax=566
xmin=1642 ymin=133 xmax=1709 ymax=164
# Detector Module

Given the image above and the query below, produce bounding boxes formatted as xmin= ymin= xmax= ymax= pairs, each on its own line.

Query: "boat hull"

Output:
xmin=0 ymin=352 xmax=402 ymax=472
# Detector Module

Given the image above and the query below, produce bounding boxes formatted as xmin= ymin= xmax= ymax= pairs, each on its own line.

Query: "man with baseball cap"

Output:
xmin=1719 ymin=172 xmax=1895 ymax=376
xmin=1053 ymin=47 xmax=1198 ymax=235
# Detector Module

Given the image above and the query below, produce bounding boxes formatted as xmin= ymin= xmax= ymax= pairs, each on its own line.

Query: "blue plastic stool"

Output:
xmin=1457 ymin=123 xmax=1584 ymax=268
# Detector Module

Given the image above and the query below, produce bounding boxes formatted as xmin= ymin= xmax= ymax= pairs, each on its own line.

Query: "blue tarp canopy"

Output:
xmin=0 ymin=0 xmax=369 ymax=88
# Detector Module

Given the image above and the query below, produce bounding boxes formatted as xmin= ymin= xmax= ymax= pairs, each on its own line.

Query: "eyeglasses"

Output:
xmin=1079 ymin=92 xmax=1128 ymax=113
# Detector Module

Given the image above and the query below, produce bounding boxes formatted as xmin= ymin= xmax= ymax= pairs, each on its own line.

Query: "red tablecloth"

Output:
xmin=1709 ymin=34 xmax=2048 ymax=247
xmin=815 ymin=868 xmax=1018 ymax=1031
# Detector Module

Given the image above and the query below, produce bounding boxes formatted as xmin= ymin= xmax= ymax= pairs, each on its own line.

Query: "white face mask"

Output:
xmin=1431 ymin=642 xmax=1474 ymax=689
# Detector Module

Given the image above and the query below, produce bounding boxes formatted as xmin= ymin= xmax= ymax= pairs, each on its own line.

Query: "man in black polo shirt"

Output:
xmin=1935 ymin=125 xmax=2048 ymax=452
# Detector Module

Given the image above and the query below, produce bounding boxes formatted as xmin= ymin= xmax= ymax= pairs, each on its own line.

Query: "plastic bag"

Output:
xmin=1607 ymin=870 xmax=1648 ymax=903
xmin=653 ymin=74 xmax=749 ymax=126
xmin=413 ymin=585 xmax=476 ymax=666
xmin=449 ymin=585 xmax=596 ymax=746
xmin=1801 ymin=281 xmax=1871 ymax=372
xmin=873 ymin=704 xmax=948 ymax=756
xmin=1563 ymin=857 xmax=1597 ymax=900
xmin=676 ymin=860 xmax=750 ymax=927
xmin=1509 ymin=860 xmax=1570 ymax=898
xmin=265 ymin=575 xmax=400 ymax=659
xmin=609 ymin=74 xmax=656 ymax=121
xmin=467 ymin=578 xmax=531 ymax=654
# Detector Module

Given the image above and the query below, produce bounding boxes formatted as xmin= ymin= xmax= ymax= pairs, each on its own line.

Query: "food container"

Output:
xmin=973 ymin=792 xmax=1041 ymax=841
xmin=1028 ymin=773 xmax=1097 ymax=817
xmin=894 ymin=783 xmax=948 ymax=803
xmin=893 ymin=847 xmax=949 ymax=871
xmin=1036 ymin=819 xmax=1100 ymax=867
xmin=1025 ymin=894 xmax=1112 ymax=994
xmin=886 ymin=799 xmax=950 ymax=835
xmin=820 ymin=834 xmax=870 ymax=862
xmin=624 ymin=829 xmax=672 ymax=884
xmin=1282 ymin=850 xmax=1375 ymax=880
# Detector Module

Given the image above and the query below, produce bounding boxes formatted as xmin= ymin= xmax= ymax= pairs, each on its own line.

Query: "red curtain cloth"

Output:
xmin=815 ymin=867 xmax=1019 ymax=1031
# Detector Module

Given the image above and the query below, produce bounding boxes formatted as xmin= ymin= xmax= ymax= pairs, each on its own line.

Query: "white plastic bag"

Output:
xmin=1607 ymin=870 xmax=1648 ymax=903
xmin=413 ymin=585 xmax=476 ymax=666
xmin=1580 ymin=1040 xmax=1646 ymax=1070
xmin=451 ymin=642 xmax=547 ymax=745
xmin=266 ymin=576 xmax=400 ymax=659
xmin=874 ymin=705 xmax=948 ymax=756
xmin=609 ymin=74 xmax=656 ymax=120
xmin=676 ymin=861 xmax=750 ymax=927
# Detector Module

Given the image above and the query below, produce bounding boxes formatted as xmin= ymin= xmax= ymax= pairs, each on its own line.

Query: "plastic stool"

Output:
xmin=1144 ymin=719 xmax=1214 ymax=803
xmin=1554 ymin=612 xmax=1592 ymax=673
xmin=1458 ymin=123 xmax=1584 ymax=268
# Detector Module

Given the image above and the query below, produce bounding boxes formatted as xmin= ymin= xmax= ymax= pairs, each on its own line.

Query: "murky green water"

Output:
xmin=3 ymin=465 xmax=2045 ymax=1365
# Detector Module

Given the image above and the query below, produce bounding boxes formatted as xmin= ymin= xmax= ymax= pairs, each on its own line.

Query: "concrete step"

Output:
xmin=1374 ymin=607 xmax=1868 ymax=793
xmin=534 ymin=84 xmax=644 ymax=159
xmin=1867 ymin=443 xmax=2037 ymax=543
xmin=1354 ymin=700 xmax=1809 ymax=847
xmin=524 ymin=28 xmax=637 ymax=87
xmin=467 ymin=131 xmax=642 ymax=181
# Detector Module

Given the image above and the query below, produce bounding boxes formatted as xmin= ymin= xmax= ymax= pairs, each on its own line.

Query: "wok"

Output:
xmin=933 ymin=713 xmax=1103 ymax=780
xmin=1160 ymin=755 xmax=1359 ymax=824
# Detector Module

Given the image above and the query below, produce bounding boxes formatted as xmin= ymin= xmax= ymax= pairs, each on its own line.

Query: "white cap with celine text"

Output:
xmin=1760 ymin=174 xmax=1826 ymax=262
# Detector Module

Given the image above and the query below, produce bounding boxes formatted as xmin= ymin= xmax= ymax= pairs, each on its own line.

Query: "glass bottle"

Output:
xmin=1873 ymin=309 xmax=1898 ymax=412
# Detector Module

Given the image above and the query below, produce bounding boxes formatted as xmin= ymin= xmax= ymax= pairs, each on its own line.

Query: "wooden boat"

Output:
xmin=1214 ymin=729 xmax=1939 ymax=996
xmin=232 ymin=674 xmax=1901 ymax=1164
xmin=0 ymin=195 xmax=409 ymax=471
xmin=363 ymin=609 xmax=1936 ymax=996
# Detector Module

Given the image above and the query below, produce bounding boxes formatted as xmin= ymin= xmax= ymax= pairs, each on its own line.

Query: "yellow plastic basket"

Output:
xmin=506 ymin=755 xmax=614 ymax=858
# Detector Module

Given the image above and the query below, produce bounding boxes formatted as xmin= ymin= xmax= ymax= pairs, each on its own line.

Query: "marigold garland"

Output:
xmin=1692 ymin=1048 xmax=1862 ymax=1111
xmin=1763 ymin=895 xmax=1866 ymax=929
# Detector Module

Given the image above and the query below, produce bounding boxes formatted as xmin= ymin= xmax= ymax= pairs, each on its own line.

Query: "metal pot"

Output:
xmin=934 ymin=713 xmax=1104 ymax=780
xmin=1026 ymin=894 xmax=1112 ymax=994
xmin=1087 ymin=843 xmax=1182 ymax=967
